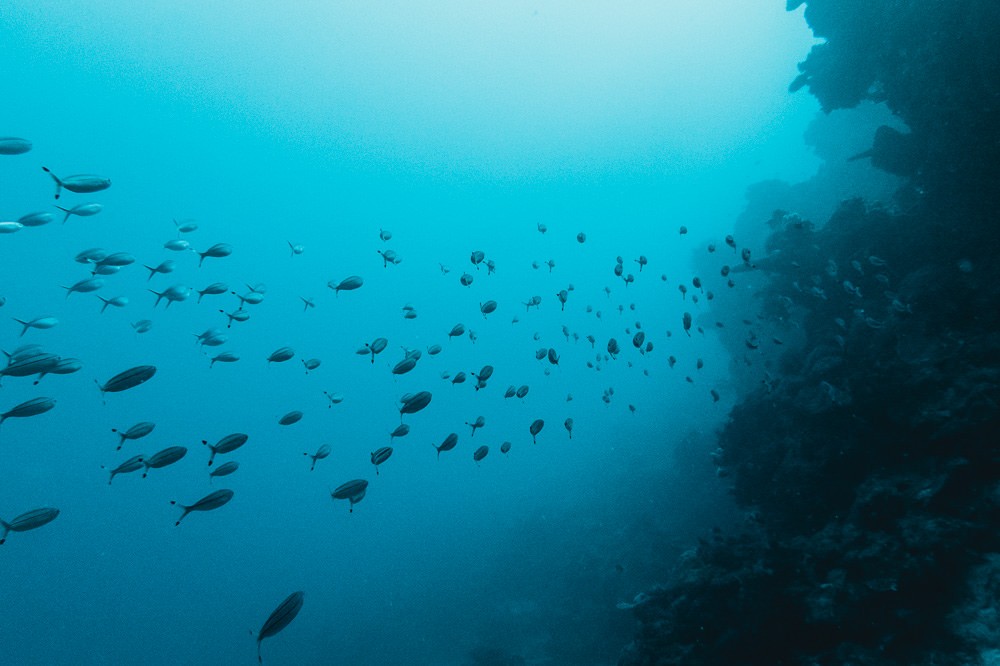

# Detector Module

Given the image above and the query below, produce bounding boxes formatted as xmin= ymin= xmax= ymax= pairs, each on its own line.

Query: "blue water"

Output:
xmin=1 ymin=3 xmax=834 ymax=664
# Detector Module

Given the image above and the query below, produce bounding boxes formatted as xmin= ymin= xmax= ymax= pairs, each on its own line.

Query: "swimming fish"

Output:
xmin=255 ymin=591 xmax=305 ymax=664
xmin=42 ymin=166 xmax=111 ymax=199
xmin=170 ymin=489 xmax=234 ymax=525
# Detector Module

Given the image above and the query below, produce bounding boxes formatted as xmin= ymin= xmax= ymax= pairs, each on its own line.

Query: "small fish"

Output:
xmin=0 ymin=222 xmax=23 ymax=234
xmin=473 ymin=445 xmax=489 ymax=465
xmin=330 ymin=479 xmax=369 ymax=512
xmin=304 ymin=445 xmax=331 ymax=471
xmin=142 ymin=446 xmax=187 ymax=477
xmin=61 ymin=277 xmax=105 ymax=297
xmin=500 ymin=441 xmax=511 ymax=455
xmin=12 ymin=316 xmax=58 ymax=337
xmin=42 ymin=166 xmax=111 ymax=199
xmin=255 ymin=591 xmax=305 ymax=664
xmin=97 ymin=365 xmax=156 ymax=395
xmin=55 ymin=203 xmax=103 ymax=224
xmin=196 ymin=243 xmax=232 ymax=267
xmin=209 ymin=461 xmax=239 ymax=483
xmin=173 ymin=219 xmax=198 ymax=233
xmin=164 ymin=239 xmax=191 ymax=252
xmin=149 ymin=284 xmax=191 ymax=308
xmin=564 ymin=418 xmax=574 ymax=438
xmin=328 ymin=276 xmax=363 ymax=296
xmin=111 ymin=421 xmax=155 ymax=450
xmin=0 ymin=396 xmax=56 ymax=428
xmin=131 ymin=320 xmax=153 ymax=334
xmin=267 ymin=347 xmax=295 ymax=364
xmin=288 ymin=241 xmax=304 ymax=256
xmin=433 ymin=433 xmax=459 ymax=459
xmin=529 ymin=419 xmax=544 ymax=443
xmin=0 ymin=507 xmax=59 ymax=545
xmin=371 ymin=447 xmax=393 ymax=474
xmin=278 ymin=411 xmax=303 ymax=426
xmin=170 ymin=489 xmax=234 ymax=525
xmin=0 ymin=137 xmax=32 ymax=155
xmin=97 ymin=295 xmax=128 ymax=313
xmin=466 ymin=416 xmax=486 ymax=437
xmin=107 ymin=455 xmax=146 ymax=485
xmin=197 ymin=282 xmax=229 ymax=303
xmin=203 ymin=433 xmax=249 ymax=466
xmin=390 ymin=424 xmax=410 ymax=442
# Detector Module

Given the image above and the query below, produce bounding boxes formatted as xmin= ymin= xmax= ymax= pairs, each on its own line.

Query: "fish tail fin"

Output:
xmin=98 ymin=297 xmax=110 ymax=313
xmin=198 ymin=253 xmax=206 ymax=267
xmin=148 ymin=289 xmax=163 ymax=308
xmin=0 ymin=520 xmax=9 ymax=545
xmin=42 ymin=166 xmax=63 ymax=199
xmin=144 ymin=265 xmax=156 ymax=281
xmin=12 ymin=318 xmax=28 ymax=337
xmin=54 ymin=205 xmax=71 ymax=224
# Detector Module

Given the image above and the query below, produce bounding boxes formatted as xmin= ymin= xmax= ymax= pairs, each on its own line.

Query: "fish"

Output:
xmin=203 ymin=433 xmax=249 ymax=466
xmin=302 ymin=358 xmax=321 ymax=373
xmin=0 ymin=507 xmax=59 ymax=545
xmin=96 ymin=295 xmax=128 ymax=313
xmin=173 ymin=219 xmax=198 ymax=233
xmin=278 ymin=411 xmax=303 ymax=426
xmin=529 ymin=419 xmax=544 ymax=444
xmin=0 ymin=137 xmax=32 ymax=155
xmin=288 ymin=241 xmax=304 ymax=256
xmin=377 ymin=249 xmax=400 ymax=267
xmin=111 ymin=421 xmax=155 ymax=450
xmin=389 ymin=424 xmax=410 ymax=442
xmin=197 ymin=282 xmax=229 ymax=303
xmin=328 ymin=276 xmax=363 ymax=295
xmin=142 ymin=446 xmax=187 ymax=477
xmin=473 ymin=445 xmax=489 ymax=465
xmin=97 ymin=365 xmax=156 ymax=394
xmin=366 ymin=337 xmax=388 ymax=363
xmin=170 ymin=489 xmax=234 ymax=525
xmin=304 ymin=445 xmax=331 ymax=471
xmin=267 ymin=347 xmax=295 ymax=364
xmin=399 ymin=391 xmax=432 ymax=418
xmin=564 ymin=418 xmax=574 ymax=439
xmin=55 ymin=203 xmax=103 ymax=224
xmin=370 ymin=447 xmax=393 ymax=474
xmin=131 ymin=320 xmax=153 ymax=334
xmin=42 ymin=166 xmax=111 ymax=199
xmin=75 ymin=247 xmax=108 ymax=264
xmin=61 ymin=277 xmax=105 ymax=297
xmin=0 ymin=397 xmax=56 ymax=428
xmin=221 ymin=309 xmax=250 ymax=327
xmin=164 ymin=239 xmax=191 ymax=251
xmin=379 ymin=228 xmax=392 ymax=241
xmin=577 ymin=232 xmax=586 ymax=243
xmin=500 ymin=441 xmax=512 ymax=455
xmin=0 ymin=222 xmax=23 ymax=234
xmin=516 ymin=385 xmax=529 ymax=399
xmin=460 ymin=273 xmax=474 ymax=286
xmin=480 ymin=300 xmax=497 ymax=318
xmin=433 ymin=433 xmax=459 ymax=459
xmin=330 ymin=480 xmax=368 ymax=512
xmin=209 ymin=461 xmax=239 ymax=483
xmin=197 ymin=243 xmax=232 ymax=267
xmin=466 ymin=416 xmax=486 ymax=437
xmin=12 ymin=316 xmax=58 ymax=337
xmin=392 ymin=357 xmax=417 ymax=375
xmin=256 ymin=591 xmax=305 ymax=664
xmin=148 ymin=284 xmax=192 ymax=308
xmin=144 ymin=260 xmax=177 ymax=281
xmin=322 ymin=391 xmax=344 ymax=407
xmin=300 ymin=297 xmax=316 ymax=312
xmin=235 ymin=291 xmax=265 ymax=307
xmin=107 ymin=455 xmax=145 ymax=485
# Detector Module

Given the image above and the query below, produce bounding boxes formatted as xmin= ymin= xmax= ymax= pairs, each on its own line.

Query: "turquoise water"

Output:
xmin=1 ymin=3 xmax=830 ymax=664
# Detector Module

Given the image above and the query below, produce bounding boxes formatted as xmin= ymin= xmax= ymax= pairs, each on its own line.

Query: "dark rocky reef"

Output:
xmin=619 ymin=2 xmax=1000 ymax=664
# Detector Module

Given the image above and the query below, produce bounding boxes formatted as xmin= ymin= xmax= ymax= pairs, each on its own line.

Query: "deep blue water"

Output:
xmin=0 ymin=3 xmax=844 ymax=664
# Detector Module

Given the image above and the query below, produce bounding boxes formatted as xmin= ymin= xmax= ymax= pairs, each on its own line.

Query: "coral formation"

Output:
xmin=619 ymin=1 xmax=1000 ymax=663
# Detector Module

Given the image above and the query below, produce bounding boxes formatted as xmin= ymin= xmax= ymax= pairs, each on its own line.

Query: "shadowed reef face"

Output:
xmin=618 ymin=1 xmax=1000 ymax=664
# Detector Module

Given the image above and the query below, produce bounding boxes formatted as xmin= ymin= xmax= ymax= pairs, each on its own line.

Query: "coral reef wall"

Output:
xmin=618 ymin=2 xmax=1000 ymax=664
